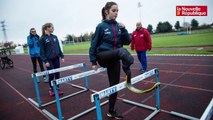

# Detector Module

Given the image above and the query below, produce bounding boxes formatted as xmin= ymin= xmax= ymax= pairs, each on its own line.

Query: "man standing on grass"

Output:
xmin=130 ymin=22 xmax=152 ymax=73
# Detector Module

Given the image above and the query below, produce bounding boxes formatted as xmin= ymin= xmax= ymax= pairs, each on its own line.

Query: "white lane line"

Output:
xmin=0 ymin=76 xmax=50 ymax=120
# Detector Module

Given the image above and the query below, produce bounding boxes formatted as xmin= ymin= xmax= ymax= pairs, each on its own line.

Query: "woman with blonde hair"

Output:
xmin=40 ymin=23 xmax=64 ymax=96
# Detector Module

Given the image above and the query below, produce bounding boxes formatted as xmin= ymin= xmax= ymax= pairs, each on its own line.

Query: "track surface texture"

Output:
xmin=0 ymin=55 xmax=212 ymax=120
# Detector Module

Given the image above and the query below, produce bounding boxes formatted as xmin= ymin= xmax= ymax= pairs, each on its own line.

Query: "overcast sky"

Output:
xmin=0 ymin=0 xmax=212 ymax=44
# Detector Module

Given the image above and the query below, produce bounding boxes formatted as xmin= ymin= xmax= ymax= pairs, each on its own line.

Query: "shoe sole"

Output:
xmin=107 ymin=114 xmax=123 ymax=119
xmin=115 ymin=117 xmax=123 ymax=120
xmin=106 ymin=113 xmax=114 ymax=118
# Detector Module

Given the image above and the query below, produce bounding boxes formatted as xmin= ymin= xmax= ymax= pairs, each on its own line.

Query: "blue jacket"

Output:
xmin=40 ymin=34 xmax=64 ymax=63
xmin=89 ymin=19 xmax=131 ymax=65
xmin=27 ymin=33 xmax=40 ymax=57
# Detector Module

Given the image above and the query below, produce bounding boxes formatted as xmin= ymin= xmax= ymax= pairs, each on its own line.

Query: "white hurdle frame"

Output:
xmin=91 ymin=68 xmax=160 ymax=120
xmin=43 ymin=67 xmax=108 ymax=120
xmin=200 ymin=98 xmax=213 ymax=120
xmin=28 ymin=63 xmax=88 ymax=107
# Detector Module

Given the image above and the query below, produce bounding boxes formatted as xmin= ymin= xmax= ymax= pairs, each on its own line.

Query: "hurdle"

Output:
xmin=42 ymin=67 xmax=108 ymax=120
xmin=28 ymin=63 xmax=89 ymax=107
xmin=91 ymin=68 xmax=160 ymax=120
xmin=170 ymin=98 xmax=213 ymax=120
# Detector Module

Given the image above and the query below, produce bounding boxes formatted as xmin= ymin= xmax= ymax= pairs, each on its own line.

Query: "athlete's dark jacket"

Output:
xmin=40 ymin=34 xmax=64 ymax=63
xmin=89 ymin=19 xmax=131 ymax=65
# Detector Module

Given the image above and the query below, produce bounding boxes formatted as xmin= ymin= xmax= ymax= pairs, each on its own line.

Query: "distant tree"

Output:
xmin=90 ymin=32 xmax=94 ymax=40
xmin=4 ymin=41 xmax=14 ymax=48
xmin=156 ymin=22 xmax=162 ymax=33
xmin=165 ymin=21 xmax=173 ymax=32
xmin=147 ymin=24 xmax=153 ymax=33
xmin=191 ymin=19 xmax=199 ymax=29
xmin=175 ymin=21 xmax=180 ymax=30
xmin=80 ymin=35 xmax=86 ymax=42
xmin=156 ymin=21 xmax=173 ymax=33
xmin=23 ymin=43 xmax=28 ymax=48
xmin=65 ymin=34 xmax=73 ymax=41
xmin=83 ymin=33 xmax=91 ymax=41
xmin=198 ymin=24 xmax=211 ymax=29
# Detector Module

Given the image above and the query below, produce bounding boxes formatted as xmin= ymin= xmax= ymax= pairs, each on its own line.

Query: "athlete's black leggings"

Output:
xmin=31 ymin=57 xmax=45 ymax=73
xmin=46 ymin=57 xmax=60 ymax=88
xmin=97 ymin=48 xmax=134 ymax=112
xmin=31 ymin=57 xmax=46 ymax=78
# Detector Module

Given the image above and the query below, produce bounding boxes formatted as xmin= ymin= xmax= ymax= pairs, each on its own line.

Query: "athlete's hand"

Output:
xmin=92 ymin=65 xmax=98 ymax=71
xmin=61 ymin=58 xmax=65 ymax=62
xmin=45 ymin=62 xmax=50 ymax=67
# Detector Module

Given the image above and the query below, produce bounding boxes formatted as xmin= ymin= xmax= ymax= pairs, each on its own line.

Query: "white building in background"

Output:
xmin=15 ymin=46 xmax=24 ymax=54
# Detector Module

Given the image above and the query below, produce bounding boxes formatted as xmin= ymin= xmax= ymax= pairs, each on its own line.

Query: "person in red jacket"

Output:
xmin=130 ymin=22 xmax=152 ymax=73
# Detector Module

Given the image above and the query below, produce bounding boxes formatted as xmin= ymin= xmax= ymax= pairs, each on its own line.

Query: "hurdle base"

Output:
xmin=170 ymin=111 xmax=199 ymax=120
xmin=42 ymin=109 xmax=59 ymax=120
xmin=28 ymin=88 xmax=87 ymax=108
xmin=67 ymin=100 xmax=109 ymax=120
xmin=123 ymin=99 xmax=160 ymax=120
xmin=43 ymin=100 xmax=108 ymax=120
xmin=70 ymin=83 xmax=89 ymax=91
xmin=28 ymin=98 xmax=40 ymax=107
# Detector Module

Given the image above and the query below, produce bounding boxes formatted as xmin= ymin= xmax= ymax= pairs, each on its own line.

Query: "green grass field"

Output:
xmin=152 ymin=32 xmax=213 ymax=47
xmin=62 ymin=30 xmax=213 ymax=54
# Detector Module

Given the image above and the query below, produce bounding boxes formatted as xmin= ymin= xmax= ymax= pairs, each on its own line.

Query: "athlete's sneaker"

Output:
xmin=49 ymin=88 xmax=55 ymax=96
xmin=57 ymin=88 xmax=64 ymax=95
xmin=43 ymin=77 xmax=49 ymax=83
xmin=107 ymin=110 xmax=123 ymax=119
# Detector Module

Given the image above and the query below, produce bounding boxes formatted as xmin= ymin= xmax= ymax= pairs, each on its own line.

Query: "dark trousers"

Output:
xmin=97 ymin=48 xmax=134 ymax=112
xmin=46 ymin=57 xmax=60 ymax=88
xmin=31 ymin=57 xmax=45 ymax=77
xmin=137 ymin=51 xmax=147 ymax=71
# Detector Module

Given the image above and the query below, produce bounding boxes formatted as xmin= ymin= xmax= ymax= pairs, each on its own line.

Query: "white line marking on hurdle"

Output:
xmin=54 ymin=67 xmax=107 ymax=85
xmin=91 ymin=69 xmax=156 ymax=102
xmin=33 ymin=63 xmax=84 ymax=77
xmin=0 ymin=76 xmax=49 ymax=119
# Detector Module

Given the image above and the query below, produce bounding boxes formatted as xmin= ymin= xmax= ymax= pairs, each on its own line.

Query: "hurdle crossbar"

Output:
xmin=52 ymin=67 xmax=106 ymax=86
xmin=45 ymin=67 xmax=107 ymax=120
xmin=28 ymin=63 xmax=88 ymax=107
xmin=91 ymin=68 xmax=160 ymax=120
xmin=32 ymin=63 xmax=84 ymax=77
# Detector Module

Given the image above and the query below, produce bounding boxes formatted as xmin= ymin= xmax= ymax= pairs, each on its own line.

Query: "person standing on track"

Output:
xmin=40 ymin=23 xmax=64 ymax=96
xmin=89 ymin=1 xmax=134 ymax=119
xmin=130 ymin=22 xmax=152 ymax=73
xmin=27 ymin=28 xmax=48 ymax=82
